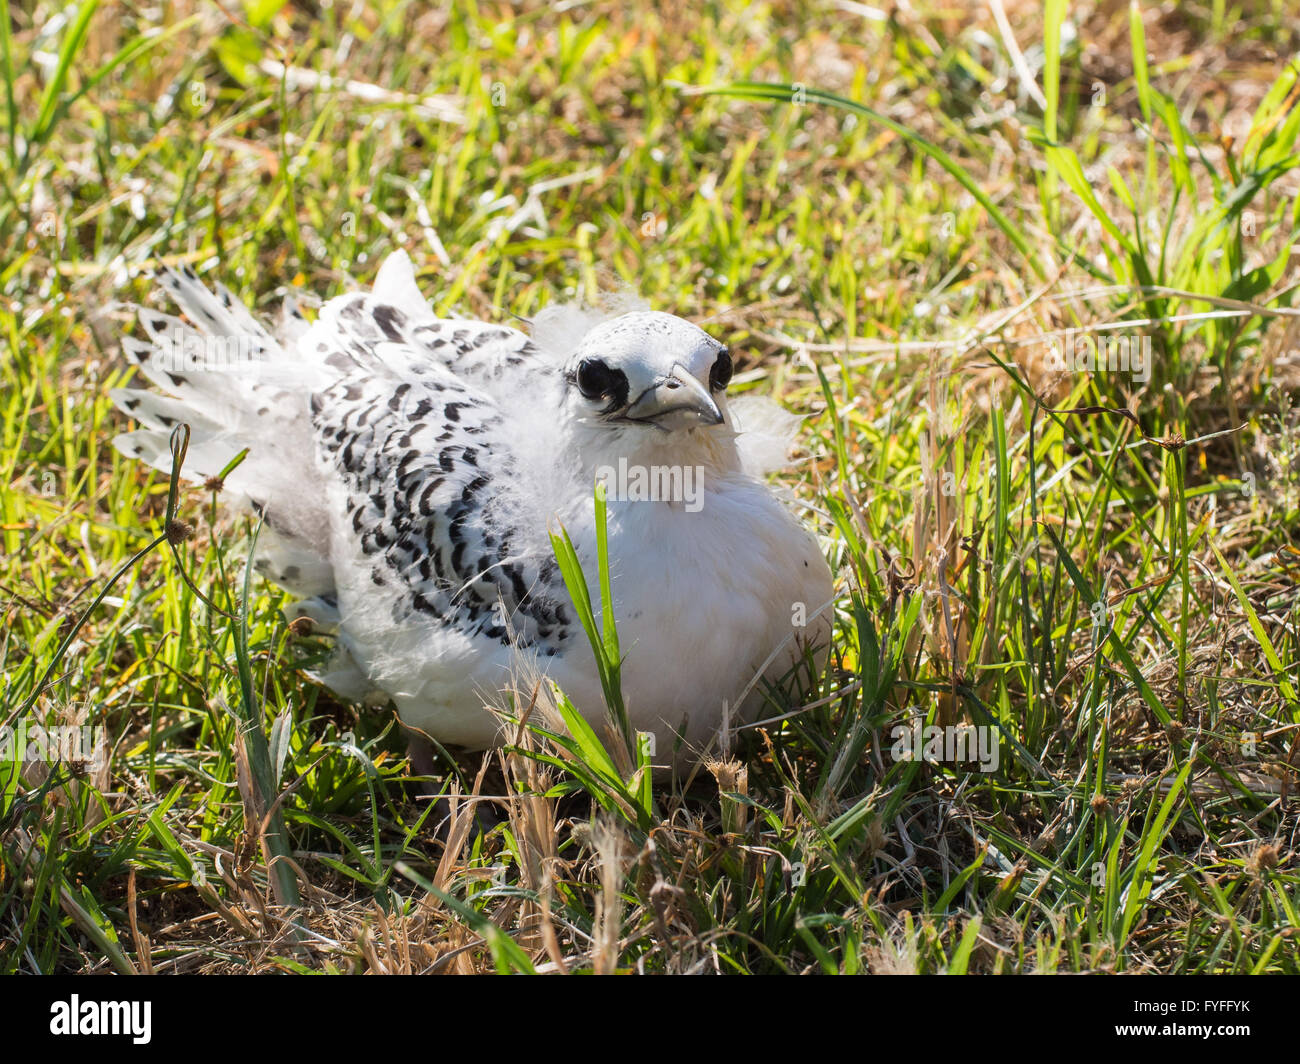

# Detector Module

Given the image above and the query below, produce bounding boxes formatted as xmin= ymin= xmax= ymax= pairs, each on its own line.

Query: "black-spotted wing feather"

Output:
xmin=306 ymin=291 xmax=575 ymax=655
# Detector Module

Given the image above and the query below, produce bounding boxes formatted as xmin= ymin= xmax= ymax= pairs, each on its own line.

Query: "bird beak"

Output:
xmin=623 ymin=364 xmax=724 ymax=429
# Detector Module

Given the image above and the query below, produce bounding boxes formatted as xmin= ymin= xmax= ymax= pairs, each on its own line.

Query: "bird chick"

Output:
xmin=112 ymin=252 xmax=834 ymax=767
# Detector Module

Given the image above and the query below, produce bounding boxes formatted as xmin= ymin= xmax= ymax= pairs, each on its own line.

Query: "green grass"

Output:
xmin=2 ymin=0 xmax=1300 ymax=973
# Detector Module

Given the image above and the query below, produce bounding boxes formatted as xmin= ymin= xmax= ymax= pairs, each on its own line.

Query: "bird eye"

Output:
xmin=709 ymin=348 xmax=733 ymax=391
xmin=575 ymin=358 xmax=617 ymax=400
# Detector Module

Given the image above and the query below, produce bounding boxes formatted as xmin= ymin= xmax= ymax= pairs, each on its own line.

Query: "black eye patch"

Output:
xmin=709 ymin=347 xmax=733 ymax=391
xmin=573 ymin=358 xmax=629 ymax=409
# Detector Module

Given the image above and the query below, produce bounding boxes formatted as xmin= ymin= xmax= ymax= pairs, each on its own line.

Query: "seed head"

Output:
xmin=165 ymin=518 xmax=194 ymax=545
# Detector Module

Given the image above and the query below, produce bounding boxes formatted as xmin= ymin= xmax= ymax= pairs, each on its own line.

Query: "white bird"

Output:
xmin=112 ymin=252 xmax=834 ymax=768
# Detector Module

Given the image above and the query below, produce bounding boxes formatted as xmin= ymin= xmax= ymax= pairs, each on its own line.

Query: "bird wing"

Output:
xmin=300 ymin=254 xmax=576 ymax=652
xmin=112 ymin=252 xmax=577 ymax=651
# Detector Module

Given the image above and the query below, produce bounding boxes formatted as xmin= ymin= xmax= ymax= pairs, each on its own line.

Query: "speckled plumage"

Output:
xmin=112 ymin=252 xmax=834 ymax=761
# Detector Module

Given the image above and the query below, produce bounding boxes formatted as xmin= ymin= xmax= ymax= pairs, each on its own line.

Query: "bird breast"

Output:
xmin=547 ymin=473 xmax=834 ymax=754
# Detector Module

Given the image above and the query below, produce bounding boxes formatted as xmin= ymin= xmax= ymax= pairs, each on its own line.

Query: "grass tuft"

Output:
xmin=2 ymin=0 xmax=1299 ymax=973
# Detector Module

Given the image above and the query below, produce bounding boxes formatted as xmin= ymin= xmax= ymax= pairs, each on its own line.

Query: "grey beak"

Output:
xmin=623 ymin=363 xmax=723 ymax=428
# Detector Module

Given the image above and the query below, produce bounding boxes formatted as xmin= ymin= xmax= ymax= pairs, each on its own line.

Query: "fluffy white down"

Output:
xmin=114 ymin=252 xmax=836 ymax=764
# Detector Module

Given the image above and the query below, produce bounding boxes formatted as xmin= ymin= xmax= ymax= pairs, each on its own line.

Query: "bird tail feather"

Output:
xmin=111 ymin=265 xmax=334 ymax=599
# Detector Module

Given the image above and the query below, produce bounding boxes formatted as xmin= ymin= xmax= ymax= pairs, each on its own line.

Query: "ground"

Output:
xmin=2 ymin=0 xmax=1299 ymax=973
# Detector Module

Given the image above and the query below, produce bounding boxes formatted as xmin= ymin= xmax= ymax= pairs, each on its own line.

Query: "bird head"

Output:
xmin=561 ymin=312 xmax=732 ymax=434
